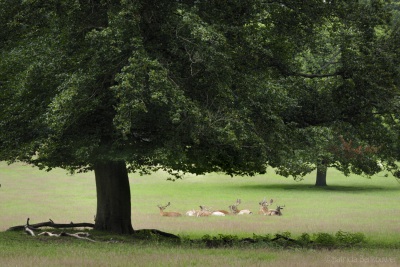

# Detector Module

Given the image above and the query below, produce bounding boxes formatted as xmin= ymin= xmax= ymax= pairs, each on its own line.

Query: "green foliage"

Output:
xmin=298 ymin=233 xmax=312 ymax=246
xmin=192 ymin=231 xmax=366 ymax=249
xmin=2 ymin=0 xmax=398 ymax=179
xmin=274 ymin=0 xmax=400 ymax=181
xmin=0 ymin=226 xmax=384 ymax=251
xmin=200 ymin=234 xmax=240 ymax=248
xmin=312 ymin=232 xmax=337 ymax=248
xmin=335 ymin=230 xmax=366 ymax=248
xmin=252 ymin=233 xmax=272 ymax=243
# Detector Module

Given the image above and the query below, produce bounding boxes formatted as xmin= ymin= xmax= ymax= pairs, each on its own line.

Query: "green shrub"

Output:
xmin=189 ymin=231 xmax=367 ymax=249
xmin=313 ymin=232 xmax=336 ymax=248
xmin=335 ymin=230 xmax=366 ymax=247
xmin=201 ymin=234 xmax=240 ymax=248
xmin=252 ymin=233 xmax=271 ymax=243
xmin=297 ymin=233 xmax=312 ymax=246
xmin=278 ymin=231 xmax=292 ymax=239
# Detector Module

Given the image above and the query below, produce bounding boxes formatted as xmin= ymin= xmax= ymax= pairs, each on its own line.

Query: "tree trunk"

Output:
xmin=94 ymin=160 xmax=134 ymax=234
xmin=315 ymin=164 xmax=328 ymax=187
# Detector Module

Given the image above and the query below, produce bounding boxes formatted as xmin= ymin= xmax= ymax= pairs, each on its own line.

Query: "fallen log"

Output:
xmin=7 ymin=218 xmax=95 ymax=231
xmin=59 ymin=232 xmax=96 ymax=242
xmin=35 ymin=231 xmax=96 ymax=242
xmin=38 ymin=231 xmax=61 ymax=237
xmin=9 ymin=218 xmax=179 ymax=243
xmin=24 ymin=226 xmax=35 ymax=236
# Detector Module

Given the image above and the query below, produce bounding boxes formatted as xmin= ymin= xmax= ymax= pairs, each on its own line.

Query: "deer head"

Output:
xmin=157 ymin=202 xmax=171 ymax=211
xmin=229 ymin=199 xmax=252 ymax=215
xmin=228 ymin=204 xmax=239 ymax=214
xmin=197 ymin=205 xmax=213 ymax=217
xmin=228 ymin=199 xmax=242 ymax=214
xmin=259 ymin=198 xmax=273 ymax=215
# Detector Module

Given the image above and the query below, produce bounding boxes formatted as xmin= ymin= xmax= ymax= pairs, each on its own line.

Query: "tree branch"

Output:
xmin=292 ymin=71 xmax=342 ymax=79
xmin=7 ymin=218 xmax=95 ymax=231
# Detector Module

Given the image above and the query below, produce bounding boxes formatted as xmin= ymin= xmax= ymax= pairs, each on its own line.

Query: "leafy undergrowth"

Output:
xmin=184 ymin=231 xmax=367 ymax=249
xmin=73 ymin=229 xmax=368 ymax=250
xmin=4 ymin=229 xmax=396 ymax=250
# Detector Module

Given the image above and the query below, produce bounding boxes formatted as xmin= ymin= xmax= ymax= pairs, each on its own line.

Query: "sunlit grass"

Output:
xmin=1 ymin=162 xmax=400 ymax=240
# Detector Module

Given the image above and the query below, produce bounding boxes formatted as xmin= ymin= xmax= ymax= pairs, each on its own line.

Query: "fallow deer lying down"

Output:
xmin=186 ymin=206 xmax=228 ymax=217
xmin=258 ymin=198 xmax=274 ymax=215
xmin=157 ymin=202 xmax=182 ymax=217
xmin=215 ymin=209 xmax=230 ymax=215
xmin=211 ymin=211 xmax=226 ymax=216
xmin=209 ymin=206 xmax=229 ymax=216
xmin=197 ymin=206 xmax=213 ymax=217
xmin=268 ymin=205 xmax=285 ymax=216
xmin=229 ymin=199 xmax=252 ymax=215
xmin=198 ymin=206 xmax=226 ymax=216
xmin=185 ymin=209 xmax=197 ymax=216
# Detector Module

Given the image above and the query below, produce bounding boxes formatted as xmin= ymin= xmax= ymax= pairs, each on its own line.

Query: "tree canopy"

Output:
xmin=1 ymin=0 xmax=399 ymax=233
xmin=275 ymin=0 xmax=400 ymax=184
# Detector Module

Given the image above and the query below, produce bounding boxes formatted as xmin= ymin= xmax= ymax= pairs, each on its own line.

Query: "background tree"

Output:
xmin=275 ymin=0 xmax=400 ymax=186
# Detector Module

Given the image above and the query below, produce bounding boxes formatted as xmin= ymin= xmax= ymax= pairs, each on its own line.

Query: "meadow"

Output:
xmin=0 ymin=161 xmax=399 ymax=266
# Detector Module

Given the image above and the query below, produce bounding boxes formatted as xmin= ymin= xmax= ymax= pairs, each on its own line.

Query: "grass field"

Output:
xmin=1 ymin=162 xmax=400 ymax=266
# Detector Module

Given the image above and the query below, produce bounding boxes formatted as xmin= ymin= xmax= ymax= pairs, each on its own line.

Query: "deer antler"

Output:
xmin=158 ymin=202 xmax=171 ymax=209
xmin=200 ymin=206 xmax=212 ymax=212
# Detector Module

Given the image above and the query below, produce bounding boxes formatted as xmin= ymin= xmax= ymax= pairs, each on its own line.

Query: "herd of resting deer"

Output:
xmin=157 ymin=198 xmax=285 ymax=217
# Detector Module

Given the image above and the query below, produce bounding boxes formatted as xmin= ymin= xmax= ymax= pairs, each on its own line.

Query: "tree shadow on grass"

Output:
xmin=235 ymin=183 xmax=400 ymax=193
